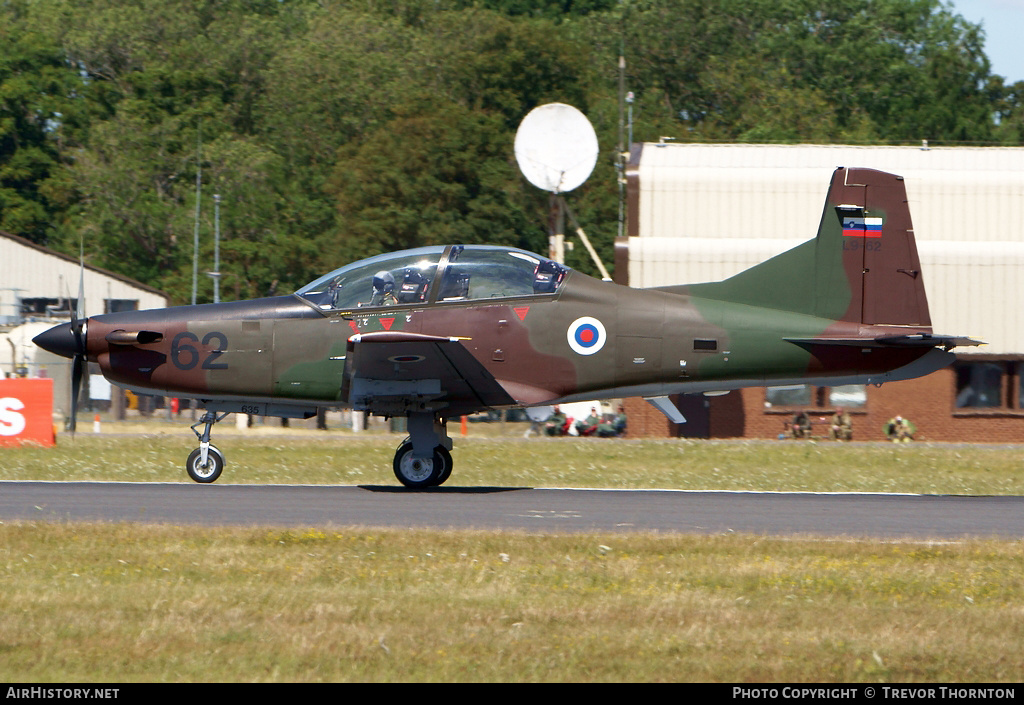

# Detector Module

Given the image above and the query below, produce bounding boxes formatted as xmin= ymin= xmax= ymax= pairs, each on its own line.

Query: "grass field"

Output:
xmin=1 ymin=525 xmax=1021 ymax=682
xmin=2 ymin=426 xmax=1022 ymax=682
xmin=3 ymin=424 xmax=1023 ymax=495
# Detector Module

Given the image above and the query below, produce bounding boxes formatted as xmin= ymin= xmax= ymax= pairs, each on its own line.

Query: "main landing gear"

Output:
xmin=182 ymin=409 xmax=455 ymax=488
xmin=392 ymin=413 xmax=454 ymax=488
xmin=186 ymin=411 xmax=229 ymax=483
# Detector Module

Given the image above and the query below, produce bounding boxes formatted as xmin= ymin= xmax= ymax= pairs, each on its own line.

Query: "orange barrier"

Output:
xmin=0 ymin=378 xmax=56 ymax=447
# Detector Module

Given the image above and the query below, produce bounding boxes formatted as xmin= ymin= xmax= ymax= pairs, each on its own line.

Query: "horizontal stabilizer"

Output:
xmin=786 ymin=334 xmax=984 ymax=351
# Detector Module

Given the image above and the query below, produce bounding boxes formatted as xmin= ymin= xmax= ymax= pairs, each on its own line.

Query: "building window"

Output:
xmin=955 ymin=362 xmax=1005 ymax=409
xmin=765 ymin=384 xmax=866 ymax=410
xmin=22 ymin=297 xmax=76 ymax=317
xmin=105 ymin=299 xmax=138 ymax=313
xmin=829 ymin=384 xmax=867 ymax=409
xmin=765 ymin=384 xmax=812 ymax=407
xmin=954 ymin=360 xmax=1024 ymax=411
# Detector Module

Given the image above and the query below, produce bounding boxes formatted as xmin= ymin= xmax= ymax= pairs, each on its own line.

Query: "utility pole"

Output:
xmin=191 ymin=124 xmax=202 ymax=306
xmin=209 ymin=193 xmax=221 ymax=303
xmin=616 ymin=5 xmax=628 ymax=240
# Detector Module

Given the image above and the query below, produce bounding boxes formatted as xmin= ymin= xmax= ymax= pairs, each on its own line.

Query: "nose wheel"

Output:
xmin=186 ymin=444 xmax=225 ymax=483
xmin=187 ymin=411 xmax=230 ymax=483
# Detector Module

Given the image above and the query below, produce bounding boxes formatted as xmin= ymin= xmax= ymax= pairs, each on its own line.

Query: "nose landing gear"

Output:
xmin=186 ymin=411 xmax=230 ymax=483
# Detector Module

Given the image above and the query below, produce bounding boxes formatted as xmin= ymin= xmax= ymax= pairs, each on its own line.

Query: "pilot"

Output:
xmin=397 ymin=267 xmax=430 ymax=304
xmin=369 ymin=270 xmax=398 ymax=306
xmin=533 ymin=259 xmax=565 ymax=294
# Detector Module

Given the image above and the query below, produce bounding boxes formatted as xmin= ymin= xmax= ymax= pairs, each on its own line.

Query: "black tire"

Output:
xmin=392 ymin=441 xmax=449 ymax=488
xmin=186 ymin=445 xmax=225 ymax=483
xmin=434 ymin=446 xmax=453 ymax=486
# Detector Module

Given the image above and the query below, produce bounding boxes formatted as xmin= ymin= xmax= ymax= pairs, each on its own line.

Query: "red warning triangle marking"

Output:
xmin=513 ymin=306 xmax=529 ymax=321
xmin=379 ymin=317 xmax=395 ymax=331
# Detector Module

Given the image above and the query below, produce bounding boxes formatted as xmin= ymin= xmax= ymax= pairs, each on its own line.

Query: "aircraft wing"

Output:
xmin=340 ymin=331 xmax=516 ymax=416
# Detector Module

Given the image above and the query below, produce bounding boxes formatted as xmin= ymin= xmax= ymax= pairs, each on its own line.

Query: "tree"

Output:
xmin=578 ymin=0 xmax=1000 ymax=144
xmin=0 ymin=15 xmax=81 ymax=243
xmin=327 ymin=98 xmax=544 ymax=263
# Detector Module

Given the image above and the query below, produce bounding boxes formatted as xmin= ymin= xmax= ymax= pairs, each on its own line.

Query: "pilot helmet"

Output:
xmin=372 ymin=270 xmax=396 ymax=294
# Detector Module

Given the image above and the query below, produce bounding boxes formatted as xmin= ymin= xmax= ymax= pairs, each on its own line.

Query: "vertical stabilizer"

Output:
xmin=816 ymin=167 xmax=931 ymax=327
xmin=677 ymin=167 xmax=932 ymax=330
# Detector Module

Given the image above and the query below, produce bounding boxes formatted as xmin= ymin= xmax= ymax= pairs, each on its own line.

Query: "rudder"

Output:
xmin=815 ymin=167 xmax=931 ymax=328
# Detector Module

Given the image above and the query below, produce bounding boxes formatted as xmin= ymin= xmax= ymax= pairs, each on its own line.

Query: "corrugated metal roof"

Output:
xmin=628 ymin=144 xmax=1024 ymax=355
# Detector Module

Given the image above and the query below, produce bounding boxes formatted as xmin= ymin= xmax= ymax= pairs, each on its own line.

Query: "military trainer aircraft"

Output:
xmin=35 ymin=167 xmax=979 ymax=487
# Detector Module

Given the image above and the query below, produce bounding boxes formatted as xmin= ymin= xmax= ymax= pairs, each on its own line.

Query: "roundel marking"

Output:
xmin=567 ymin=317 xmax=607 ymax=356
xmin=388 ymin=354 xmax=426 ymax=364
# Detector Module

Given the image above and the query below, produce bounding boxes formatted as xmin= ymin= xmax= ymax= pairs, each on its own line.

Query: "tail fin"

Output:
xmin=682 ymin=167 xmax=932 ymax=329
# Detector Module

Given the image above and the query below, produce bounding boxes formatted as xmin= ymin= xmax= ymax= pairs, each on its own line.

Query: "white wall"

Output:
xmin=0 ymin=235 xmax=167 ymax=321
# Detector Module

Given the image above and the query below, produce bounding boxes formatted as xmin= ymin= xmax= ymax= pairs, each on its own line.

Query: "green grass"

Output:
xmin=3 ymin=427 xmax=1024 ymax=494
xmin=0 ymin=524 xmax=1020 ymax=682
xmin=3 ymin=427 xmax=1022 ymax=682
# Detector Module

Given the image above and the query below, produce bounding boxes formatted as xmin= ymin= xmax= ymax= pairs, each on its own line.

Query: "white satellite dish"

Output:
xmin=514 ymin=103 xmax=598 ymax=193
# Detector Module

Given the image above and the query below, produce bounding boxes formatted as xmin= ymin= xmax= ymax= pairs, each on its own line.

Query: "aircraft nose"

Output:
xmin=33 ymin=321 xmax=78 ymax=359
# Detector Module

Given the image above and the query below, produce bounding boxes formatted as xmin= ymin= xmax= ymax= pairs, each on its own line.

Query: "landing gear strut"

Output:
xmin=187 ymin=411 xmax=229 ymax=483
xmin=392 ymin=414 xmax=454 ymax=488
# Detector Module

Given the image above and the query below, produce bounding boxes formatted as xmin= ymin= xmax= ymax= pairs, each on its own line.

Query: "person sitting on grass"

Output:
xmin=575 ymin=407 xmax=601 ymax=436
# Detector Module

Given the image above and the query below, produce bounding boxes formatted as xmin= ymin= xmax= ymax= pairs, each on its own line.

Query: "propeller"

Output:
xmin=67 ymin=257 xmax=87 ymax=434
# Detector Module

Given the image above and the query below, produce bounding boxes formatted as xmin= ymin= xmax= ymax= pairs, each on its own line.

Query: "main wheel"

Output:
xmin=434 ymin=446 xmax=453 ymax=486
xmin=186 ymin=445 xmax=225 ymax=483
xmin=393 ymin=441 xmax=450 ymax=488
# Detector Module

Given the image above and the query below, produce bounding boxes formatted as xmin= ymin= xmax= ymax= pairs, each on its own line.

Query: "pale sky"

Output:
xmin=949 ymin=0 xmax=1024 ymax=83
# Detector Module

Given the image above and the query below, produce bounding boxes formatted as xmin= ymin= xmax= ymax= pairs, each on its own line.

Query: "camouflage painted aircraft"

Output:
xmin=35 ymin=167 xmax=979 ymax=487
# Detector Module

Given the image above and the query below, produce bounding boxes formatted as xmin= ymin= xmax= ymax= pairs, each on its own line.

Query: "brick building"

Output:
xmin=617 ymin=144 xmax=1024 ymax=442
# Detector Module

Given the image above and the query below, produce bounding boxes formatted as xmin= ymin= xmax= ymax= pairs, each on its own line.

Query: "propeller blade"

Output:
xmin=76 ymin=255 xmax=85 ymax=322
xmin=70 ymin=353 xmax=84 ymax=435
xmin=68 ymin=248 xmax=87 ymax=434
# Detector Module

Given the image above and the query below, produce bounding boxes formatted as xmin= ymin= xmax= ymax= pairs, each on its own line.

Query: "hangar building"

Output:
xmin=616 ymin=143 xmax=1024 ymax=442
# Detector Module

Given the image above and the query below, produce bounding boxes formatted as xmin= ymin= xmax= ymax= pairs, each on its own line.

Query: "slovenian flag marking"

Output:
xmin=842 ymin=216 xmax=883 ymax=238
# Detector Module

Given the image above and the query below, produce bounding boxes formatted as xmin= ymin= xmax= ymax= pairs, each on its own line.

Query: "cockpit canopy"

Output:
xmin=296 ymin=245 xmax=569 ymax=311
